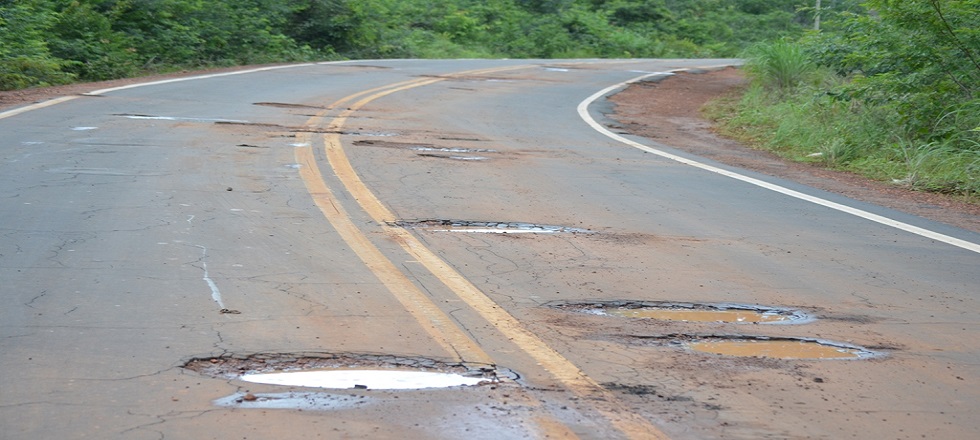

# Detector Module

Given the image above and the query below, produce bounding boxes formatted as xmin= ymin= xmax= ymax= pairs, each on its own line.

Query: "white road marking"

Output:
xmin=577 ymin=69 xmax=980 ymax=255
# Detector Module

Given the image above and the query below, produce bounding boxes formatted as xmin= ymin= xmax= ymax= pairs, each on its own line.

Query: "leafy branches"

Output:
xmin=1 ymin=0 xmax=817 ymax=90
xmin=712 ymin=1 xmax=980 ymax=198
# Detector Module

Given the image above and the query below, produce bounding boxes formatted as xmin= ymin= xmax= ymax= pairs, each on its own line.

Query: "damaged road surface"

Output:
xmin=2 ymin=59 xmax=979 ymax=440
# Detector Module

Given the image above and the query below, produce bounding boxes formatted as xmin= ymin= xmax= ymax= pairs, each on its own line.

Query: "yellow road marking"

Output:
xmin=301 ymin=65 xmax=669 ymax=439
xmin=294 ymin=133 xmax=493 ymax=366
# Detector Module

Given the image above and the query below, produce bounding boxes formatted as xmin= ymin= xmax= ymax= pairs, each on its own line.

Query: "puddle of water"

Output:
xmin=241 ymin=369 xmax=489 ymax=390
xmin=685 ymin=338 xmax=876 ymax=359
xmin=603 ymin=307 xmax=801 ymax=324
xmin=214 ymin=392 xmax=370 ymax=410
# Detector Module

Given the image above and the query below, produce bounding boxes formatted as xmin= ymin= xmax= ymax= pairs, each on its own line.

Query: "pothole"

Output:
xmin=392 ymin=220 xmax=593 ymax=234
xmin=253 ymin=102 xmax=326 ymax=110
xmin=213 ymin=121 xmax=397 ymax=136
xmin=353 ymin=140 xmax=497 ymax=154
xmin=115 ymin=113 xmax=249 ymax=123
xmin=412 ymin=146 xmax=497 ymax=154
xmin=632 ymin=335 xmax=880 ymax=360
xmin=417 ymin=153 xmax=489 ymax=161
xmin=551 ymin=301 xmax=812 ymax=324
xmin=242 ymin=369 xmax=487 ymax=390
xmin=183 ymin=353 xmax=516 ymax=390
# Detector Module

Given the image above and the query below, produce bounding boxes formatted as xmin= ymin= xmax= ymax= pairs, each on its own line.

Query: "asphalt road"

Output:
xmin=2 ymin=59 xmax=979 ymax=439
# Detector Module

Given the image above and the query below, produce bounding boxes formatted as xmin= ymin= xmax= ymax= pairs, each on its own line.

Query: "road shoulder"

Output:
xmin=607 ymin=67 xmax=980 ymax=234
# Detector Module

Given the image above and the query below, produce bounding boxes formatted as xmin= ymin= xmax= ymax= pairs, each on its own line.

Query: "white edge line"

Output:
xmin=577 ymin=67 xmax=980 ymax=255
xmin=0 ymin=62 xmax=341 ymax=120
xmin=0 ymin=96 xmax=79 ymax=120
xmin=86 ymin=63 xmax=319 ymax=95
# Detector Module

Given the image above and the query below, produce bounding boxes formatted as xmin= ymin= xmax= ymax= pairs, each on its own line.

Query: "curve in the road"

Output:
xmin=578 ymin=71 xmax=980 ymax=255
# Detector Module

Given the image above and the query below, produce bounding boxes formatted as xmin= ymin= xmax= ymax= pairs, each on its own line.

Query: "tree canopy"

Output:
xmin=1 ymin=0 xmax=812 ymax=89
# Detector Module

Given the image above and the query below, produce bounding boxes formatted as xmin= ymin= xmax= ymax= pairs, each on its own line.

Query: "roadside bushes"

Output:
xmin=1 ymin=0 xmax=816 ymax=90
xmin=0 ymin=1 xmax=75 ymax=89
xmin=708 ymin=12 xmax=980 ymax=199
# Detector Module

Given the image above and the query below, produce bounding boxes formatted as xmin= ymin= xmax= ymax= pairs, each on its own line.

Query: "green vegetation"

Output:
xmin=1 ymin=0 xmax=813 ymax=89
xmin=708 ymin=0 xmax=980 ymax=198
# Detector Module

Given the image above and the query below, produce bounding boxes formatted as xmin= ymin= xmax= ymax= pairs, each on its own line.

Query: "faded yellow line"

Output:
xmin=310 ymin=65 xmax=670 ymax=440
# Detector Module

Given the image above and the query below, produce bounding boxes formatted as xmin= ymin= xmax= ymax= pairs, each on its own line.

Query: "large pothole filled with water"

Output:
xmin=184 ymin=353 xmax=516 ymax=390
xmin=392 ymin=219 xmax=593 ymax=234
xmin=631 ymin=334 xmax=881 ymax=360
xmin=551 ymin=301 xmax=812 ymax=324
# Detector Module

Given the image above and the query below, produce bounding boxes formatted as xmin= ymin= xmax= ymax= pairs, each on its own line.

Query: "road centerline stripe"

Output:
xmin=304 ymin=65 xmax=670 ymax=440
xmin=294 ymin=132 xmax=493 ymax=366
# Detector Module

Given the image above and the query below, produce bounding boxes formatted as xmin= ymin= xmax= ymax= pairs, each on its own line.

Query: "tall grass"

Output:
xmin=742 ymin=40 xmax=815 ymax=93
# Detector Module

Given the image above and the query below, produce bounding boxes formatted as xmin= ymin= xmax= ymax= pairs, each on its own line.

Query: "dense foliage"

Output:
xmin=1 ymin=0 xmax=813 ymax=89
xmin=710 ymin=0 xmax=980 ymax=197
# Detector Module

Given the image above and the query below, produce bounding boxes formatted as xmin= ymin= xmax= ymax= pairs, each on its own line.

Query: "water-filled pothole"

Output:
xmin=636 ymin=335 xmax=880 ymax=360
xmin=183 ymin=353 xmax=515 ymax=390
xmin=412 ymin=146 xmax=497 ymax=154
xmin=417 ymin=153 xmax=489 ymax=161
xmin=552 ymin=301 xmax=812 ymax=324
xmin=353 ymin=140 xmax=497 ymax=154
xmin=393 ymin=220 xmax=592 ymax=234
xmin=242 ymin=369 xmax=487 ymax=390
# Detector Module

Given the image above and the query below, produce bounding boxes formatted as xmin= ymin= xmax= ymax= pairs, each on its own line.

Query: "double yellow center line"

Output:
xmin=295 ymin=65 xmax=669 ymax=440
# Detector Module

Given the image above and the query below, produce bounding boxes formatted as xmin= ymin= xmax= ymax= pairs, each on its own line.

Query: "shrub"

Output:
xmin=742 ymin=39 xmax=816 ymax=93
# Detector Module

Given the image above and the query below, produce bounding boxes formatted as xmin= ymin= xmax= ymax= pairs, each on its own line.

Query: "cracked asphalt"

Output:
xmin=2 ymin=59 xmax=979 ymax=439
